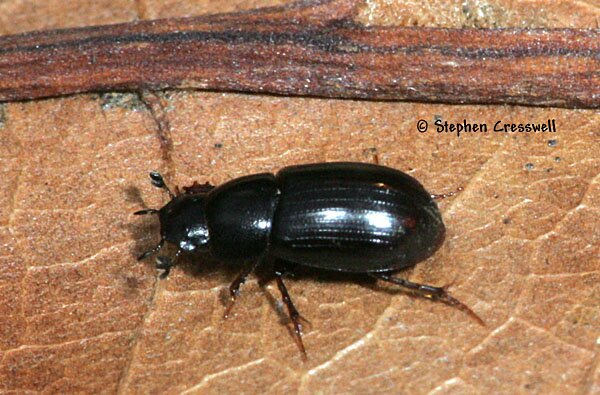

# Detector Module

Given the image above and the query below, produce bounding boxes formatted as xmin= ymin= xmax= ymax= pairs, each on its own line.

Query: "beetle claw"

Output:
xmin=158 ymin=268 xmax=171 ymax=279
xmin=223 ymin=294 xmax=238 ymax=319
xmin=435 ymin=291 xmax=485 ymax=327
xmin=156 ymin=255 xmax=174 ymax=278
xmin=137 ymin=239 xmax=164 ymax=261
xmin=296 ymin=314 xmax=312 ymax=332
xmin=431 ymin=186 xmax=464 ymax=200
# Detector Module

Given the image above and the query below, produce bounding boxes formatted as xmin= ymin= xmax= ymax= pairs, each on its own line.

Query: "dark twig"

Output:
xmin=0 ymin=0 xmax=598 ymax=107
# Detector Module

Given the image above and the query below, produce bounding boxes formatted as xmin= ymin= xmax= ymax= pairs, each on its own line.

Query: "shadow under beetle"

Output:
xmin=135 ymin=162 xmax=482 ymax=359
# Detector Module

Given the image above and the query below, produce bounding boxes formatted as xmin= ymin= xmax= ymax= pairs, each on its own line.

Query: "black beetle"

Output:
xmin=135 ymin=162 xmax=481 ymax=358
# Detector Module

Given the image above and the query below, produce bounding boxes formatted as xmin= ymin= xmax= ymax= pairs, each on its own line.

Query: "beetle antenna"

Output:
xmin=134 ymin=208 xmax=158 ymax=215
xmin=138 ymin=238 xmax=165 ymax=261
xmin=431 ymin=186 xmax=463 ymax=200
xmin=149 ymin=171 xmax=175 ymax=199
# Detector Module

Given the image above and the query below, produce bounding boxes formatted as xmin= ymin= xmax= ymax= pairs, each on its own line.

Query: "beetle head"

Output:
xmin=134 ymin=172 xmax=214 ymax=264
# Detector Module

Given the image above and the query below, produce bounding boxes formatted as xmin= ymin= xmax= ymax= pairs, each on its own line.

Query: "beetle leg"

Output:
xmin=223 ymin=260 xmax=261 ymax=319
xmin=363 ymin=147 xmax=379 ymax=164
xmin=155 ymin=249 xmax=181 ymax=279
xmin=431 ymin=186 xmax=464 ymax=200
xmin=137 ymin=238 xmax=164 ymax=261
xmin=274 ymin=271 xmax=309 ymax=361
xmin=371 ymin=273 xmax=484 ymax=326
xmin=155 ymin=256 xmax=172 ymax=278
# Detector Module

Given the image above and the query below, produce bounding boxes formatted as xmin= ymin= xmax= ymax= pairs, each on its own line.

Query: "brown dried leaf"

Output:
xmin=0 ymin=1 xmax=598 ymax=394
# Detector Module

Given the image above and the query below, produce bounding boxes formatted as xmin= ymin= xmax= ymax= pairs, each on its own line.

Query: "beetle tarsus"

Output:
xmin=158 ymin=268 xmax=170 ymax=279
xmin=431 ymin=186 xmax=464 ymax=200
xmin=137 ymin=239 xmax=164 ymax=261
xmin=275 ymin=271 xmax=308 ymax=361
xmin=371 ymin=273 xmax=484 ymax=326
xmin=155 ymin=250 xmax=181 ymax=279
xmin=436 ymin=288 xmax=485 ymax=327
xmin=155 ymin=255 xmax=173 ymax=278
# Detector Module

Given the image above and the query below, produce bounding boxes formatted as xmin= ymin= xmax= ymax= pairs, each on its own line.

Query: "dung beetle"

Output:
xmin=135 ymin=162 xmax=482 ymax=358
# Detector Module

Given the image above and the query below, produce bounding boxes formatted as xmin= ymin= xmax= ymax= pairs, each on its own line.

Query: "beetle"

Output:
xmin=134 ymin=162 xmax=481 ymax=358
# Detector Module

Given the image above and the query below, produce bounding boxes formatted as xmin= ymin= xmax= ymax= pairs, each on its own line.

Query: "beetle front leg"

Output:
xmin=137 ymin=238 xmax=165 ymax=261
xmin=155 ymin=249 xmax=181 ymax=279
xmin=370 ymin=272 xmax=484 ymax=326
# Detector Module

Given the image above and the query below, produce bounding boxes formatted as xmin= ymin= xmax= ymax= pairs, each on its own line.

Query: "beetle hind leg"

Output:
xmin=370 ymin=272 xmax=484 ymax=326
